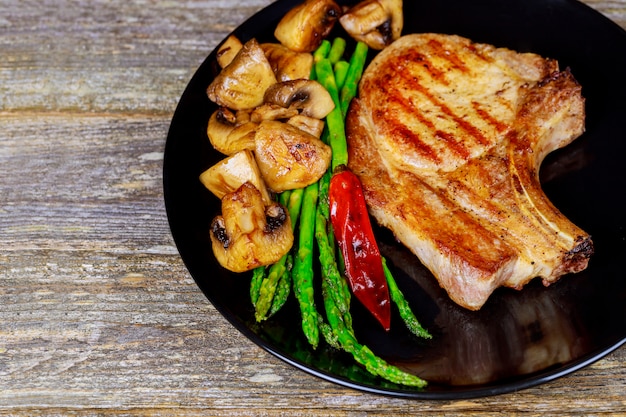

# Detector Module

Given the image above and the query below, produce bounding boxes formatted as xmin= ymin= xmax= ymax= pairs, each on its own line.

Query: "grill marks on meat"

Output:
xmin=366 ymin=35 xmax=560 ymax=174
xmin=347 ymin=34 xmax=593 ymax=310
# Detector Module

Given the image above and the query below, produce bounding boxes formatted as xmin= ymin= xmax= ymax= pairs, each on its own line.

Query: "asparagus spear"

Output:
xmin=382 ymin=257 xmax=432 ymax=339
xmin=314 ymin=43 xmax=369 ymax=168
xmin=327 ymin=37 xmax=347 ymax=64
xmin=292 ymin=181 xmax=321 ymax=349
xmin=334 ymin=60 xmax=350 ymax=91
xmin=255 ymin=256 xmax=289 ymax=321
xmin=310 ymin=39 xmax=331 ymax=79
xmin=340 ymin=41 xmax=368 ymax=116
xmin=321 ymin=273 xmax=428 ymax=388
xmin=314 ymin=68 xmax=352 ymax=328
xmin=315 ymin=58 xmax=347 ymax=170
xmin=269 ymin=253 xmax=293 ymax=317
xmin=315 ymin=169 xmax=352 ymax=331
xmin=250 ymin=266 xmax=265 ymax=305
xmin=314 ymin=39 xmax=332 ymax=62
xmin=287 ymin=188 xmax=304 ymax=226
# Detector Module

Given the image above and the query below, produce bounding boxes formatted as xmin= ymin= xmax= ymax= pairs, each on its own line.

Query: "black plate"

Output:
xmin=164 ymin=0 xmax=626 ymax=399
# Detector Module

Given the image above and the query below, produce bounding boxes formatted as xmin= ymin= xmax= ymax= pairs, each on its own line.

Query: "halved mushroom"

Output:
xmin=287 ymin=114 xmax=325 ymax=138
xmin=216 ymin=35 xmax=243 ymax=68
xmin=261 ymin=43 xmax=314 ymax=81
xmin=263 ymin=79 xmax=335 ymax=120
xmin=207 ymin=38 xmax=278 ymax=110
xmin=274 ymin=0 xmax=342 ymax=53
xmin=199 ymin=150 xmax=272 ymax=205
xmin=207 ymin=108 xmax=257 ymax=155
xmin=210 ymin=182 xmax=293 ymax=273
xmin=254 ymin=120 xmax=331 ymax=192
xmin=339 ymin=0 xmax=403 ymax=50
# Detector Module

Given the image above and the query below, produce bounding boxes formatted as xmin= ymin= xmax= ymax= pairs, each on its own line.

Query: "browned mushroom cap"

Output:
xmin=207 ymin=38 xmax=277 ymax=110
xmin=199 ymin=150 xmax=272 ymax=205
xmin=263 ymin=79 xmax=335 ymax=120
xmin=207 ymin=108 xmax=257 ymax=155
xmin=254 ymin=120 xmax=331 ymax=192
xmin=210 ymin=182 xmax=293 ymax=273
xmin=274 ymin=0 xmax=342 ymax=53
xmin=339 ymin=0 xmax=403 ymax=50
xmin=261 ymin=43 xmax=314 ymax=81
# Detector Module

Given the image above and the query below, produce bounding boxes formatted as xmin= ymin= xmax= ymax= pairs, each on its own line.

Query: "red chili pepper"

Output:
xmin=329 ymin=168 xmax=391 ymax=331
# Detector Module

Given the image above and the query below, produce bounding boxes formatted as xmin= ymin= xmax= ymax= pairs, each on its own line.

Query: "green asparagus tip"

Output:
xmin=328 ymin=37 xmax=347 ymax=64
xmin=314 ymin=40 xmax=332 ymax=62
xmin=382 ymin=257 xmax=432 ymax=340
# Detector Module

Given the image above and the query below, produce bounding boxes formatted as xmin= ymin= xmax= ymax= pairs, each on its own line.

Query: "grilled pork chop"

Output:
xmin=347 ymin=33 xmax=593 ymax=310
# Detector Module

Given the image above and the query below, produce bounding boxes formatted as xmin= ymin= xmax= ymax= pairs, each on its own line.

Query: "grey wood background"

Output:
xmin=1 ymin=0 xmax=624 ymax=415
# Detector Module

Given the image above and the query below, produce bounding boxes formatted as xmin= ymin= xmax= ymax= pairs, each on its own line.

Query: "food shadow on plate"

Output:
xmin=376 ymin=237 xmax=591 ymax=387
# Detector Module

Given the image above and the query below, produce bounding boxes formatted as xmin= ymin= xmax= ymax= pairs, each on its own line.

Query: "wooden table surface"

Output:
xmin=1 ymin=0 xmax=625 ymax=415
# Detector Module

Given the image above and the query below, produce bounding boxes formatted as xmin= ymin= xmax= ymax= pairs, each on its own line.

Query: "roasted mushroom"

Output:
xmin=274 ymin=0 xmax=342 ymax=53
xmin=216 ymin=35 xmax=243 ymax=68
xmin=261 ymin=43 xmax=314 ymax=81
xmin=235 ymin=108 xmax=253 ymax=124
xmin=254 ymin=120 xmax=332 ymax=192
xmin=199 ymin=150 xmax=272 ymax=205
xmin=207 ymin=108 xmax=257 ymax=155
xmin=210 ymin=182 xmax=293 ymax=273
xmin=339 ymin=0 xmax=403 ymax=50
xmin=263 ymin=79 xmax=335 ymax=119
xmin=250 ymin=103 xmax=300 ymax=123
xmin=207 ymin=38 xmax=278 ymax=110
xmin=287 ymin=114 xmax=325 ymax=138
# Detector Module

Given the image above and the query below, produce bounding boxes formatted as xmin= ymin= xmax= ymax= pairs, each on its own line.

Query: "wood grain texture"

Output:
xmin=1 ymin=0 xmax=625 ymax=415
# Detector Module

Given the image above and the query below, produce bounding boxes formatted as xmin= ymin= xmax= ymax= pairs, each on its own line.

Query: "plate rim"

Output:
xmin=163 ymin=0 xmax=626 ymax=399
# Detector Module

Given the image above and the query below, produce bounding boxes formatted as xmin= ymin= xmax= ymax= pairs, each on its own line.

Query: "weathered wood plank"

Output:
xmin=0 ymin=0 xmax=273 ymax=115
